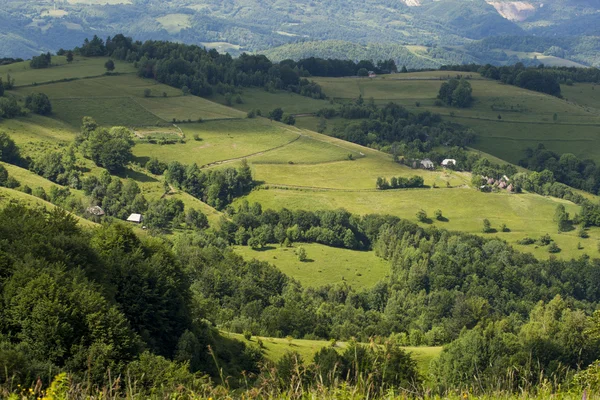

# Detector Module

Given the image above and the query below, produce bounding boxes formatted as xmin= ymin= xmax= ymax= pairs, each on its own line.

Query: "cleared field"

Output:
xmin=224 ymin=332 xmax=442 ymax=375
xmin=234 ymin=243 xmax=390 ymax=289
xmin=250 ymin=135 xmax=356 ymax=164
xmin=136 ymin=95 xmax=246 ymax=121
xmin=15 ymin=74 xmax=244 ymax=126
xmin=133 ymin=119 xmax=300 ymax=167
xmin=562 ymin=83 xmax=600 ymax=112
xmin=211 ymin=88 xmax=329 ymax=115
xmin=51 ymin=97 xmax=161 ymax=127
xmin=0 ymin=114 xmax=76 ymax=147
xmin=156 ymin=13 xmax=191 ymax=33
xmin=313 ymin=74 xmax=600 ymax=163
xmin=239 ymin=187 xmax=597 ymax=260
xmin=0 ymin=56 xmax=135 ymax=86
xmin=457 ymin=117 xmax=600 ymax=164
xmin=246 ymin=139 xmax=470 ymax=189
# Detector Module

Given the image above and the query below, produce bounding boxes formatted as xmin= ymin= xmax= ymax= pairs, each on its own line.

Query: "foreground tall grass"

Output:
xmin=2 ymin=367 xmax=599 ymax=400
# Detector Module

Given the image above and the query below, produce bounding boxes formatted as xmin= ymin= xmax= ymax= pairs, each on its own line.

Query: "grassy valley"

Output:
xmin=4 ymin=47 xmax=600 ymax=400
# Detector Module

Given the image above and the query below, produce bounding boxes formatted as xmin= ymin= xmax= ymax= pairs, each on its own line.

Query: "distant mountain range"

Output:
xmin=1 ymin=0 xmax=600 ymax=67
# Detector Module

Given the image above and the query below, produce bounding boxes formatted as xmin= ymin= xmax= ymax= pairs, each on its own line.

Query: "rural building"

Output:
xmin=86 ymin=206 xmax=105 ymax=216
xmin=441 ymin=159 xmax=457 ymax=167
xmin=507 ymin=184 xmax=514 ymax=192
xmin=127 ymin=213 xmax=143 ymax=223
xmin=368 ymin=71 xmax=376 ymax=78
xmin=420 ymin=159 xmax=434 ymax=169
xmin=498 ymin=181 xmax=507 ymax=189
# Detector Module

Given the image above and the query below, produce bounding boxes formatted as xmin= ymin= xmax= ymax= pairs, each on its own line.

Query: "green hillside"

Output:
xmin=309 ymin=73 xmax=600 ymax=164
xmin=224 ymin=332 xmax=442 ymax=376
xmin=234 ymin=243 xmax=390 ymax=290
xmin=3 ymin=61 xmax=600 ymax=263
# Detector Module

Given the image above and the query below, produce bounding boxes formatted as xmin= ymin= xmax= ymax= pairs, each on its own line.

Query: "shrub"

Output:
xmin=548 ymin=242 xmax=561 ymax=253
xmin=482 ymin=219 xmax=492 ymax=233
xmin=416 ymin=209 xmax=428 ymax=222
xmin=25 ymin=93 xmax=52 ymax=115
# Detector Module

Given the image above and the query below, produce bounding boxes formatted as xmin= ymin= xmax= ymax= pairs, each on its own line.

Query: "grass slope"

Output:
xmin=224 ymin=332 xmax=442 ymax=376
xmin=312 ymin=73 xmax=600 ymax=163
xmin=239 ymin=187 xmax=599 ymax=260
xmin=234 ymin=243 xmax=390 ymax=290
xmin=13 ymin=74 xmax=245 ymax=127
xmin=0 ymin=56 xmax=135 ymax=87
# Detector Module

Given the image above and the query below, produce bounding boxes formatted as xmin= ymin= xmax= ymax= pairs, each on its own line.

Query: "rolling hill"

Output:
xmin=3 ymin=56 xmax=600 ymax=266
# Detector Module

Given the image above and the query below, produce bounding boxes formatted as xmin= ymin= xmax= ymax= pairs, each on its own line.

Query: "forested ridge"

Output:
xmin=3 ymin=198 xmax=600 ymax=397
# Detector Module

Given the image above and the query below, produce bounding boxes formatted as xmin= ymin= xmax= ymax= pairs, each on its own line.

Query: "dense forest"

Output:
xmin=3 ymin=201 xmax=600 ymax=397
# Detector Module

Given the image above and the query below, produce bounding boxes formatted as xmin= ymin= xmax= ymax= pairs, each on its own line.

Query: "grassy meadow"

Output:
xmin=2 ymin=61 xmax=600 ymax=267
xmin=11 ymin=74 xmax=244 ymax=127
xmin=234 ymin=243 xmax=390 ymax=289
xmin=0 ymin=56 xmax=135 ymax=86
xmin=312 ymin=74 xmax=600 ymax=163
xmin=239 ymin=186 xmax=599 ymax=260
xmin=223 ymin=332 xmax=442 ymax=376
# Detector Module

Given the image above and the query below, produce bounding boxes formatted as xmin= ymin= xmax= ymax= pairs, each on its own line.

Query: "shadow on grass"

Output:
xmin=436 ymin=216 xmax=449 ymax=222
xmin=300 ymin=259 xmax=315 ymax=263
xmin=133 ymin=156 xmax=151 ymax=166
xmin=118 ymin=168 xmax=158 ymax=183
xmin=251 ymin=246 xmax=277 ymax=252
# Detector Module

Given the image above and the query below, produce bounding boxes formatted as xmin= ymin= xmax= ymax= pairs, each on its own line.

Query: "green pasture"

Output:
xmin=0 ymin=114 xmax=76 ymax=148
xmin=14 ymin=74 xmax=244 ymax=126
xmin=210 ymin=87 xmax=329 ymax=115
xmin=239 ymin=187 xmax=598 ymax=260
xmin=51 ymin=98 xmax=162 ymax=127
xmin=133 ymin=119 xmax=300 ymax=167
xmin=250 ymin=135 xmax=356 ymax=164
xmin=247 ymin=141 xmax=470 ymax=189
xmin=136 ymin=95 xmax=246 ymax=121
xmin=562 ymin=83 xmax=600 ymax=112
xmin=0 ymin=56 xmax=135 ymax=87
xmin=223 ymin=332 xmax=442 ymax=376
xmin=234 ymin=243 xmax=390 ymax=289
xmin=313 ymin=74 xmax=600 ymax=163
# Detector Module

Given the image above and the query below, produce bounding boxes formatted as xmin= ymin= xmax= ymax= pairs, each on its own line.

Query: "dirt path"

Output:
xmin=200 ymin=134 xmax=302 ymax=168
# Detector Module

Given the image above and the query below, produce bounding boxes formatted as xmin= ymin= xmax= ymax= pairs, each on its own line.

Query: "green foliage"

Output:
xmin=29 ymin=52 xmax=51 ymax=69
xmin=0 ymin=132 xmax=21 ymax=164
xmin=377 ymin=175 xmax=424 ymax=190
xmin=79 ymin=121 xmax=135 ymax=172
xmin=438 ymin=78 xmax=473 ymax=108
xmin=269 ymin=107 xmax=284 ymax=121
xmin=145 ymin=157 xmax=167 ymax=175
xmin=482 ymin=218 xmax=492 ymax=233
xmin=296 ymin=246 xmax=307 ymax=262
xmin=282 ymin=114 xmax=296 ymax=125
xmin=104 ymin=59 xmax=115 ymax=72
xmin=0 ymin=97 xmax=21 ymax=119
xmin=165 ymin=159 xmax=253 ymax=210
xmin=416 ymin=209 xmax=428 ymax=223
xmin=24 ymin=93 xmax=52 ymax=115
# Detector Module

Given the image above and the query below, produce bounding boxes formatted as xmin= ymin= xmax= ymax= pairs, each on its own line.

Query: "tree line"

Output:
xmin=70 ymin=35 xmax=325 ymax=99
xmin=443 ymin=63 xmax=562 ymax=96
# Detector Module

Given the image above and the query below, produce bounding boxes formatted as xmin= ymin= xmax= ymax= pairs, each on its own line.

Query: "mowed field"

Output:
xmin=234 ymin=243 xmax=390 ymax=289
xmin=0 ymin=56 xmax=136 ymax=86
xmin=224 ymin=332 xmax=442 ymax=376
xmin=11 ymin=74 xmax=245 ymax=127
xmin=311 ymin=74 xmax=600 ymax=164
